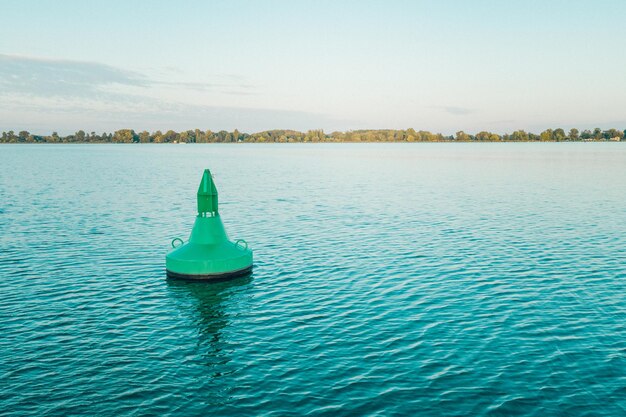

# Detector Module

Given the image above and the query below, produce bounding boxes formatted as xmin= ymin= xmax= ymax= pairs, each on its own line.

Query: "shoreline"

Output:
xmin=1 ymin=140 xmax=624 ymax=145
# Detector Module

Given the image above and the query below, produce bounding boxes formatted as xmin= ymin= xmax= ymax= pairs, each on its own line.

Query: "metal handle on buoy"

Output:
xmin=171 ymin=238 xmax=184 ymax=248
xmin=234 ymin=239 xmax=248 ymax=251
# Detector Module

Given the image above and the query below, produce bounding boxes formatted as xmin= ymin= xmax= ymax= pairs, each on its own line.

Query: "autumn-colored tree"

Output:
xmin=510 ymin=130 xmax=529 ymax=141
xmin=18 ymin=131 xmax=29 ymax=143
xmin=554 ymin=128 xmax=565 ymax=141
xmin=139 ymin=131 xmax=151 ymax=143
xmin=75 ymin=130 xmax=86 ymax=142
xmin=2 ymin=127 xmax=625 ymax=144
xmin=113 ymin=129 xmax=137 ymax=143
xmin=540 ymin=129 xmax=553 ymax=142
xmin=593 ymin=128 xmax=603 ymax=140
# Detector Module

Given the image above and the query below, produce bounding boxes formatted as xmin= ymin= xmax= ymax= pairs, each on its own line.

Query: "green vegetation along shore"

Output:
xmin=1 ymin=128 xmax=625 ymax=143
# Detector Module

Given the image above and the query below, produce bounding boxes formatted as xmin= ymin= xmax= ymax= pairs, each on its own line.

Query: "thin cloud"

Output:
xmin=156 ymin=80 xmax=221 ymax=91
xmin=1 ymin=96 xmax=342 ymax=134
xmin=0 ymin=54 xmax=345 ymax=133
xmin=0 ymin=54 xmax=148 ymax=97
xmin=218 ymin=90 xmax=259 ymax=96
xmin=441 ymin=106 xmax=475 ymax=116
xmin=0 ymin=54 xmax=255 ymax=98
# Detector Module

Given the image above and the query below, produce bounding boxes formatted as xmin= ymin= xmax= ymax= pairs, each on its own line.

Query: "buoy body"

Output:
xmin=166 ymin=169 xmax=253 ymax=280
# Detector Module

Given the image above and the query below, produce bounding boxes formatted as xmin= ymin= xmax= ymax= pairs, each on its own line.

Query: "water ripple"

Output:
xmin=1 ymin=143 xmax=625 ymax=416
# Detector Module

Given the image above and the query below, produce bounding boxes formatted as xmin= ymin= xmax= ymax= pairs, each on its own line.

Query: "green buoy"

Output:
xmin=166 ymin=169 xmax=253 ymax=280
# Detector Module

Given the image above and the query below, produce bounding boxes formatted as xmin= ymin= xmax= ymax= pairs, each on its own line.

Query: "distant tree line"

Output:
xmin=1 ymin=127 xmax=625 ymax=143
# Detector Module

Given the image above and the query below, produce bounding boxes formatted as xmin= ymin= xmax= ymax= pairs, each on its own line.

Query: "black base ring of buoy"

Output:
xmin=166 ymin=265 xmax=253 ymax=281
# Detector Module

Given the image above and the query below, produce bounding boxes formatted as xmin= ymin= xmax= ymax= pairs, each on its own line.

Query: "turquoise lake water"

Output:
xmin=1 ymin=143 xmax=625 ymax=416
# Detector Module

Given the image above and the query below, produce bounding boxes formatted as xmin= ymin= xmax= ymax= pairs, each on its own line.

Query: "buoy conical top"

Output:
xmin=165 ymin=169 xmax=253 ymax=280
xmin=197 ymin=169 xmax=218 ymax=215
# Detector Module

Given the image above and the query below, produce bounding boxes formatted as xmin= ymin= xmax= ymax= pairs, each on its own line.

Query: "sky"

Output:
xmin=1 ymin=0 xmax=626 ymax=135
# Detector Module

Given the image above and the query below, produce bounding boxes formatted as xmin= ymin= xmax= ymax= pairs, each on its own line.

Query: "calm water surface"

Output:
xmin=1 ymin=143 xmax=625 ymax=416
